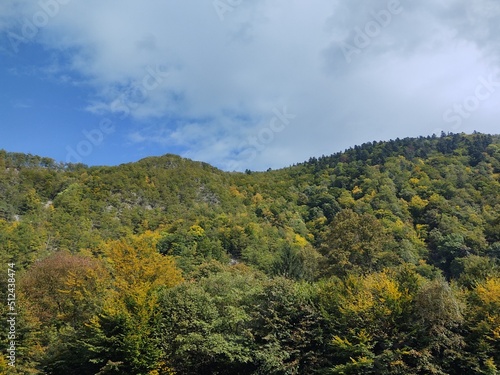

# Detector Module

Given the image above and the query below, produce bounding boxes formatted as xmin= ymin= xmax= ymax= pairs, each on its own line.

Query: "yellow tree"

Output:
xmin=467 ymin=277 xmax=500 ymax=372
xmin=87 ymin=231 xmax=184 ymax=374
xmin=102 ymin=231 xmax=182 ymax=307
xmin=319 ymin=269 xmax=419 ymax=374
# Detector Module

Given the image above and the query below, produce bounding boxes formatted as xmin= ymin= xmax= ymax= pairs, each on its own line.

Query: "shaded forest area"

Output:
xmin=1 ymin=132 xmax=500 ymax=374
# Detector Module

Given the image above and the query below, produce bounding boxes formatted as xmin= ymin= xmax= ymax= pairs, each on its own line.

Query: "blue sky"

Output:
xmin=1 ymin=0 xmax=500 ymax=171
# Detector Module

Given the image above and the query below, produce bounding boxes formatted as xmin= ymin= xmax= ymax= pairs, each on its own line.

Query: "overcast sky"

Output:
xmin=1 ymin=0 xmax=499 ymax=171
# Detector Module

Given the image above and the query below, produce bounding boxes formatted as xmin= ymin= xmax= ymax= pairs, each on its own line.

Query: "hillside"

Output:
xmin=1 ymin=132 xmax=500 ymax=374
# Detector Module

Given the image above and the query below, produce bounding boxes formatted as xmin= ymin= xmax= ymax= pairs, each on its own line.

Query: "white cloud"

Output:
xmin=3 ymin=0 xmax=500 ymax=170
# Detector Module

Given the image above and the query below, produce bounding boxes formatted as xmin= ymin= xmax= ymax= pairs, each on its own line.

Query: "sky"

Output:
xmin=1 ymin=0 xmax=500 ymax=171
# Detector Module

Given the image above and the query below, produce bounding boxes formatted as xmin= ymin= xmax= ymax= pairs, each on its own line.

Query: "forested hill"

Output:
xmin=1 ymin=132 xmax=500 ymax=374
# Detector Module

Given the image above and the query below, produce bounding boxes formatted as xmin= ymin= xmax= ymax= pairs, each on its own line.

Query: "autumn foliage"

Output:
xmin=0 ymin=133 xmax=499 ymax=373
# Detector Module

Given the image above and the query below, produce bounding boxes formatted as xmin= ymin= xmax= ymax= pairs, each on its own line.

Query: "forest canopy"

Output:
xmin=1 ymin=132 xmax=500 ymax=374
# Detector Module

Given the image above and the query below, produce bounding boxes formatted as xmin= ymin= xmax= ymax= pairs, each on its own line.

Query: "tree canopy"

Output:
xmin=1 ymin=132 xmax=500 ymax=373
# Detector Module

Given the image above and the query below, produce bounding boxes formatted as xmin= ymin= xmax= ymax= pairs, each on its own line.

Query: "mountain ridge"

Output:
xmin=4 ymin=132 xmax=498 ymax=173
xmin=1 ymin=132 xmax=500 ymax=373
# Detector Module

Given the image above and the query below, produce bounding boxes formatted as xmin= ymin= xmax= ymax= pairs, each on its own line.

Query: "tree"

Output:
xmin=20 ymin=251 xmax=107 ymax=328
xmin=82 ymin=232 xmax=183 ymax=374
xmin=19 ymin=251 xmax=109 ymax=374
xmin=465 ymin=277 xmax=500 ymax=373
xmin=271 ymin=243 xmax=304 ymax=280
xmin=155 ymin=266 xmax=262 ymax=374
xmin=319 ymin=270 xmax=417 ymax=374
xmin=450 ymin=255 xmax=499 ymax=289
xmin=321 ymin=209 xmax=396 ymax=277
xmin=251 ymin=278 xmax=326 ymax=374
xmin=411 ymin=279 xmax=465 ymax=373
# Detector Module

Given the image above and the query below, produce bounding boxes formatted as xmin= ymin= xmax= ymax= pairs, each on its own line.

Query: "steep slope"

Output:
xmin=0 ymin=132 xmax=499 ymax=275
xmin=1 ymin=132 xmax=500 ymax=374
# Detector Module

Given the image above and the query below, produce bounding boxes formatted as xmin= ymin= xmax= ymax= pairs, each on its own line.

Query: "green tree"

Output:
xmin=321 ymin=209 xmax=396 ymax=277
xmin=156 ymin=266 xmax=262 ymax=374
xmin=411 ymin=279 xmax=465 ymax=373
xmin=464 ymin=277 xmax=500 ymax=373
xmin=251 ymin=278 xmax=326 ymax=374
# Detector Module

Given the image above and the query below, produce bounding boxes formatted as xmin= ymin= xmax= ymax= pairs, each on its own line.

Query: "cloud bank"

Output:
xmin=2 ymin=0 xmax=500 ymax=170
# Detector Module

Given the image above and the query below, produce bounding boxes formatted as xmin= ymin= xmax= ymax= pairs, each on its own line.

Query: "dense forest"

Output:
xmin=1 ymin=132 xmax=500 ymax=374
